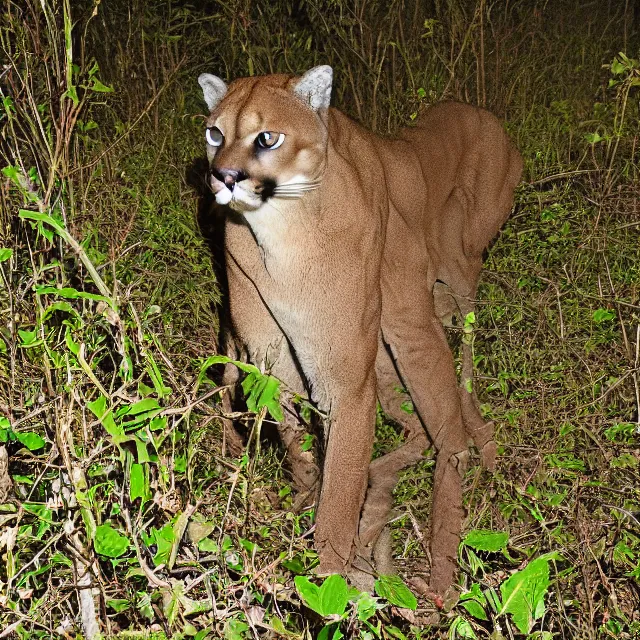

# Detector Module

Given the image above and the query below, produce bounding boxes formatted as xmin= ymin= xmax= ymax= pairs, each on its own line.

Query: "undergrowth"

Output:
xmin=0 ymin=0 xmax=639 ymax=638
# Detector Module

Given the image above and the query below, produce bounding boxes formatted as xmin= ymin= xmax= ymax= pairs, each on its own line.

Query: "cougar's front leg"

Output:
xmin=314 ymin=360 xmax=378 ymax=575
xmin=225 ymin=255 xmax=319 ymax=495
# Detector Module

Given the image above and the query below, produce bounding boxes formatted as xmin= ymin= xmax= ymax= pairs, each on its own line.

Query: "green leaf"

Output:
xmin=0 ymin=248 xmax=12 ymax=262
xmin=385 ymin=625 xmax=407 ymax=639
xmin=294 ymin=576 xmax=323 ymax=615
xmin=36 ymin=285 xmax=111 ymax=306
xmin=318 ymin=574 xmax=349 ymax=616
xmin=282 ymin=556 xmax=306 ymax=574
xmin=257 ymin=375 xmax=284 ymax=422
xmin=106 ymin=599 xmax=130 ymax=613
xmin=94 ymin=523 xmax=130 ymax=558
xmin=592 ymin=308 xmax=615 ymax=323
xmin=374 ymin=574 xmax=417 ymax=610
xmin=18 ymin=329 xmax=38 ymax=346
xmin=23 ymin=503 xmax=55 ymax=523
xmin=354 ymin=592 xmax=380 ymax=621
xmin=584 ymin=132 xmax=604 ymax=144
xmin=463 ymin=529 xmax=509 ymax=553
xmin=499 ymin=552 xmax=560 ymax=634
xmin=450 ymin=616 xmax=477 ymax=639
xmin=198 ymin=537 xmax=219 ymax=553
xmin=15 ymin=431 xmax=46 ymax=451
xmin=460 ymin=599 xmax=488 ymax=621
xmin=41 ymin=301 xmax=82 ymax=325
xmin=199 ymin=355 xmax=283 ymax=421
xmin=118 ymin=398 xmax=161 ymax=417
xmin=129 ymin=463 xmax=149 ymax=503
xmin=147 ymin=523 xmax=175 ymax=567
xmin=87 ymin=396 xmax=123 ymax=437
xmin=239 ymin=537 xmax=261 ymax=554
xmin=62 ymin=85 xmax=79 ymax=106
xmin=90 ymin=78 xmax=114 ymax=92
xmin=224 ymin=618 xmax=249 ymax=640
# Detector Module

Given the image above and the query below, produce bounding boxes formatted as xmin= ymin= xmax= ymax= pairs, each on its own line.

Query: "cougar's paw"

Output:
xmin=347 ymin=553 xmax=376 ymax=593
xmin=315 ymin=545 xmax=349 ymax=577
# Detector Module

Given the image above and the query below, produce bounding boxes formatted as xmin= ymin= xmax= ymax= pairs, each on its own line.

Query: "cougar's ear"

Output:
xmin=293 ymin=65 xmax=333 ymax=112
xmin=198 ymin=73 xmax=228 ymax=112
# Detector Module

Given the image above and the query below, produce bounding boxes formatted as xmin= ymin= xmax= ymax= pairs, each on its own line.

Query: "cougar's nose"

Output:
xmin=211 ymin=168 xmax=247 ymax=190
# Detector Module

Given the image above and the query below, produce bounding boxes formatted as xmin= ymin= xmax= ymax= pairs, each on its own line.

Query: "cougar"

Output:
xmin=198 ymin=65 xmax=522 ymax=597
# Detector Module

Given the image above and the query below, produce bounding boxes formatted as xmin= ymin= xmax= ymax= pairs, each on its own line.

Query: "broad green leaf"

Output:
xmin=87 ymin=396 xmax=123 ymax=437
xmin=35 ymin=285 xmax=110 ymax=305
xmin=224 ymin=618 xmax=249 ymax=640
xmin=463 ymin=530 xmax=509 ymax=553
xmin=198 ymin=537 xmax=219 ymax=553
xmin=18 ymin=329 xmax=38 ymax=346
xmin=118 ymin=398 xmax=161 ymax=417
xmin=318 ymin=574 xmax=348 ymax=616
xmin=94 ymin=523 xmax=130 ymax=558
xmin=129 ymin=463 xmax=149 ymax=503
xmin=294 ymin=575 xmax=322 ymax=615
xmin=0 ymin=248 xmax=12 ymax=262
xmin=146 ymin=523 xmax=175 ymax=567
xmin=355 ymin=592 xmax=381 ymax=622
xmin=374 ymin=574 xmax=417 ymax=610
xmin=106 ymin=599 xmax=130 ymax=612
xmin=592 ymin=308 xmax=615 ymax=323
xmin=499 ymin=552 xmax=560 ymax=634
xmin=460 ymin=599 xmax=488 ymax=621
xmin=199 ymin=355 xmax=283 ymax=420
xmin=385 ymin=625 xmax=408 ymax=639
xmin=90 ymin=78 xmax=114 ymax=92
xmin=282 ymin=556 xmax=306 ymax=574
xmin=239 ymin=537 xmax=261 ymax=554
xmin=23 ymin=503 xmax=55 ymax=523
xmin=18 ymin=209 xmax=66 ymax=231
xmin=15 ymin=431 xmax=46 ymax=451
xmin=174 ymin=455 xmax=186 ymax=473
xmin=317 ymin=623 xmax=340 ymax=640
xmin=450 ymin=616 xmax=477 ymax=639
xmin=164 ymin=579 xmax=184 ymax=625
xmin=257 ymin=375 xmax=284 ymax=421
xmin=41 ymin=301 xmax=81 ymax=325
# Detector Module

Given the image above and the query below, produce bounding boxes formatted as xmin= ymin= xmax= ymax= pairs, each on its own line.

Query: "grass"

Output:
xmin=0 ymin=0 xmax=639 ymax=638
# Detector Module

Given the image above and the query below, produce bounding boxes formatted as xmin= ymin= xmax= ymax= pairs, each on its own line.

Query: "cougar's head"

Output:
xmin=198 ymin=66 xmax=332 ymax=213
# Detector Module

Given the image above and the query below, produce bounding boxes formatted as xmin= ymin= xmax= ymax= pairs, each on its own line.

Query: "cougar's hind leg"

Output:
xmin=352 ymin=339 xmax=431 ymax=590
xmin=380 ymin=246 xmax=470 ymax=596
xmin=359 ymin=340 xmax=430 ymax=549
xmin=455 ymin=293 xmax=497 ymax=471
xmin=434 ymin=280 xmax=496 ymax=470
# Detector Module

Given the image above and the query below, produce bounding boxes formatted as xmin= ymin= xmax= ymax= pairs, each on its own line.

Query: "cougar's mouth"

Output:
xmin=209 ymin=171 xmax=321 ymax=210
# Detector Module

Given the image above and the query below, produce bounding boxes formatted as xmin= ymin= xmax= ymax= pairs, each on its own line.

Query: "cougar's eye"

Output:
xmin=256 ymin=131 xmax=285 ymax=150
xmin=205 ymin=127 xmax=224 ymax=147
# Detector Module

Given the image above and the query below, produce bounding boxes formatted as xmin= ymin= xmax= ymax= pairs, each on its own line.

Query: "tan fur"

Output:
xmin=198 ymin=67 xmax=522 ymax=595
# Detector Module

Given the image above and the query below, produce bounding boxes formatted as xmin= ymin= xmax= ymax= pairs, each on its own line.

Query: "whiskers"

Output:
xmin=271 ymin=180 xmax=321 ymax=200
